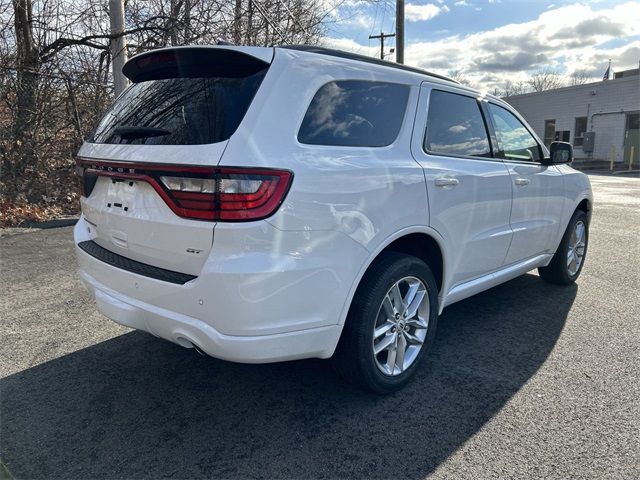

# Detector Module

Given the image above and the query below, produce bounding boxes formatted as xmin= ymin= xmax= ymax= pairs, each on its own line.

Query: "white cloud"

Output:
xmin=405 ymin=3 xmax=448 ymax=22
xmin=324 ymin=1 xmax=640 ymax=92
xmin=343 ymin=13 xmax=375 ymax=29
xmin=323 ymin=37 xmax=377 ymax=57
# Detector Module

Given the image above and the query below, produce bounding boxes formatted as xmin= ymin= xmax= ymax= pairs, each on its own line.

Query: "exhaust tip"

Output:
xmin=192 ymin=343 xmax=206 ymax=356
xmin=174 ymin=336 xmax=207 ymax=356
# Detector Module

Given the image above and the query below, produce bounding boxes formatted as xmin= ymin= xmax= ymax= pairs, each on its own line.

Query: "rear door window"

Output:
xmin=90 ymin=72 xmax=266 ymax=145
xmin=424 ymin=90 xmax=491 ymax=158
xmin=297 ymin=80 xmax=409 ymax=147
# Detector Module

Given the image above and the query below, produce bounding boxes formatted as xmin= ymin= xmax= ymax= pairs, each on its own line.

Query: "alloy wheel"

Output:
xmin=567 ymin=220 xmax=586 ymax=276
xmin=372 ymin=276 xmax=430 ymax=376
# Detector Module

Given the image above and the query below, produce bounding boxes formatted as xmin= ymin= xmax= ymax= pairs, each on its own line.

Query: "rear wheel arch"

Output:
xmin=381 ymin=233 xmax=444 ymax=293
xmin=332 ymin=251 xmax=440 ymax=393
xmin=338 ymin=229 xmax=446 ymax=328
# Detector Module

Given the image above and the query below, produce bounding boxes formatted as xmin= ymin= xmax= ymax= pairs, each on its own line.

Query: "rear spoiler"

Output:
xmin=123 ymin=46 xmax=274 ymax=83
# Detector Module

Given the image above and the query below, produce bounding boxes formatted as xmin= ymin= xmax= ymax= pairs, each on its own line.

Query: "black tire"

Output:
xmin=332 ymin=252 xmax=439 ymax=394
xmin=538 ymin=209 xmax=589 ymax=285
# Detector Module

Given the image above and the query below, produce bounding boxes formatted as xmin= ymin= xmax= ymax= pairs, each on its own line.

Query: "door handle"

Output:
xmin=435 ymin=177 xmax=459 ymax=187
xmin=514 ymin=178 xmax=530 ymax=186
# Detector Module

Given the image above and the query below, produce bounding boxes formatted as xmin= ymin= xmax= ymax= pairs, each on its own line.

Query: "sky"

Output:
xmin=323 ymin=0 xmax=640 ymax=90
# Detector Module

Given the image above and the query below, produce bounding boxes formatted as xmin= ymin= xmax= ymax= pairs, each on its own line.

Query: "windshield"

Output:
xmin=89 ymin=71 xmax=266 ymax=145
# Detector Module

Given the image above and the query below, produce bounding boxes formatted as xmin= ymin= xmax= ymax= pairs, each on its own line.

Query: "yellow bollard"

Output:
xmin=630 ymin=146 xmax=635 ymax=171
xmin=610 ymin=146 xmax=615 ymax=171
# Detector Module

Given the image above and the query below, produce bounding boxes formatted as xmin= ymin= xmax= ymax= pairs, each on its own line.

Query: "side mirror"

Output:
xmin=548 ymin=141 xmax=573 ymax=164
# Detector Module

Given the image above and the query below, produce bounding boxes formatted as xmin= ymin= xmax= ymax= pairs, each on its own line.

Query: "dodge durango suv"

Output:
xmin=74 ymin=45 xmax=592 ymax=393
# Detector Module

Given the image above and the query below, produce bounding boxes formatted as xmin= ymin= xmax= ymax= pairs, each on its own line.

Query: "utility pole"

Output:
xmin=396 ymin=0 xmax=404 ymax=64
xmin=369 ymin=31 xmax=395 ymax=60
xmin=109 ymin=0 xmax=128 ymax=97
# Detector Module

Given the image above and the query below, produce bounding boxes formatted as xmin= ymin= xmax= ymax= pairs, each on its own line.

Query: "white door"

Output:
xmin=485 ymin=103 xmax=565 ymax=264
xmin=411 ymin=86 xmax=514 ymax=289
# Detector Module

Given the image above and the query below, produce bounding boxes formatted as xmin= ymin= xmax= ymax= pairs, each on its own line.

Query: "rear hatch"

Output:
xmin=77 ymin=47 xmax=272 ymax=276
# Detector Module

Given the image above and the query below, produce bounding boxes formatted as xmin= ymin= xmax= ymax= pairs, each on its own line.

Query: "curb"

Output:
xmin=0 ymin=460 xmax=14 ymax=480
xmin=580 ymin=169 xmax=640 ymax=177
xmin=20 ymin=217 xmax=79 ymax=229
xmin=611 ymin=170 xmax=640 ymax=176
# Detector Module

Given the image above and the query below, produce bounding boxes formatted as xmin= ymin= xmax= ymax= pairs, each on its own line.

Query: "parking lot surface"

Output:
xmin=1 ymin=174 xmax=639 ymax=479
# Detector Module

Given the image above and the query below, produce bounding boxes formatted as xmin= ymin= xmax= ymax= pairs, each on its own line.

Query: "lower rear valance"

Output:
xmin=78 ymin=240 xmax=197 ymax=285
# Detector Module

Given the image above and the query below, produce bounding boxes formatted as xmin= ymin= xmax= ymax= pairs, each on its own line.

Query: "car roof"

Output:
xmin=278 ymin=45 xmax=459 ymax=84
xmin=276 ymin=45 xmax=507 ymax=103
xmin=123 ymin=44 xmax=504 ymax=103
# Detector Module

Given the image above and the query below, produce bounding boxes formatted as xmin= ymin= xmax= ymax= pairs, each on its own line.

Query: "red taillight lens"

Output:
xmin=76 ymin=163 xmax=98 ymax=197
xmin=75 ymin=164 xmax=85 ymax=195
xmin=76 ymin=159 xmax=292 ymax=222
xmin=216 ymin=169 xmax=292 ymax=221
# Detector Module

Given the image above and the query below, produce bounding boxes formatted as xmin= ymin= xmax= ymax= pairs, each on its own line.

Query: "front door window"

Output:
xmin=489 ymin=104 xmax=542 ymax=162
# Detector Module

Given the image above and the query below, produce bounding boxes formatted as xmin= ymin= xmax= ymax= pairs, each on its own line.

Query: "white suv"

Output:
xmin=75 ymin=45 xmax=592 ymax=393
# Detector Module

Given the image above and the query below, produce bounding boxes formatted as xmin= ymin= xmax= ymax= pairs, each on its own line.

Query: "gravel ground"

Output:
xmin=1 ymin=174 xmax=638 ymax=479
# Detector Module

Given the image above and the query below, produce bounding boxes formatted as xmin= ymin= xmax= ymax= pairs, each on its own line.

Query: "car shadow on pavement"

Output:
xmin=1 ymin=273 xmax=577 ymax=479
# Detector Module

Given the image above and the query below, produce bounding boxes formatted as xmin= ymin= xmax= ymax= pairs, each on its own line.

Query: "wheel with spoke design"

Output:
xmin=332 ymin=252 xmax=439 ymax=393
xmin=539 ymin=209 xmax=589 ymax=285
xmin=566 ymin=220 xmax=586 ymax=277
xmin=373 ymin=276 xmax=429 ymax=376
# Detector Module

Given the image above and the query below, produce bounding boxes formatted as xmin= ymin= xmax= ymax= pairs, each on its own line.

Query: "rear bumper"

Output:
xmin=79 ymin=269 xmax=341 ymax=362
xmin=74 ymin=215 xmax=367 ymax=362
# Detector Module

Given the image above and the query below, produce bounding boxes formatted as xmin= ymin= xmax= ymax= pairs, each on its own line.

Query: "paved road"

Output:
xmin=1 ymin=175 xmax=639 ymax=479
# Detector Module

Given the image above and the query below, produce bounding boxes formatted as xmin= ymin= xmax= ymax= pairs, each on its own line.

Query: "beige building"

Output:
xmin=505 ymin=69 xmax=639 ymax=167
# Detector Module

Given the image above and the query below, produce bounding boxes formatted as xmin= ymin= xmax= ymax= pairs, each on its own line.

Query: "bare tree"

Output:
xmin=1 ymin=0 xmax=341 ymax=213
xmin=569 ymin=70 xmax=592 ymax=86
xmin=5 ymin=0 xmax=39 ymax=199
xmin=447 ymin=69 xmax=472 ymax=87
xmin=528 ymin=68 xmax=564 ymax=92
xmin=502 ymin=80 xmax=528 ymax=97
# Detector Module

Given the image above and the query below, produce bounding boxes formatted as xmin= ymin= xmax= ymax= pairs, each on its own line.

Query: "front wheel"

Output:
xmin=332 ymin=252 xmax=439 ymax=394
xmin=538 ymin=209 xmax=589 ymax=285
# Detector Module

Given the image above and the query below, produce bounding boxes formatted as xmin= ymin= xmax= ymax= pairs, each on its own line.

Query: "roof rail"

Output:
xmin=278 ymin=45 xmax=458 ymax=84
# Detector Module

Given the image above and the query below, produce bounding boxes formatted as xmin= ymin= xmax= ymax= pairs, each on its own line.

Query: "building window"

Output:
xmin=574 ymin=117 xmax=588 ymax=147
xmin=544 ymin=119 xmax=555 ymax=146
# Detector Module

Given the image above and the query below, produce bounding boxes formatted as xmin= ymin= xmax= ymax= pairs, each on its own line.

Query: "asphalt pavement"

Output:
xmin=1 ymin=174 xmax=639 ymax=479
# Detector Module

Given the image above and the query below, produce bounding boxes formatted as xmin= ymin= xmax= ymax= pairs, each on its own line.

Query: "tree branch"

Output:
xmin=39 ymin=24 xmax=167 ymax=61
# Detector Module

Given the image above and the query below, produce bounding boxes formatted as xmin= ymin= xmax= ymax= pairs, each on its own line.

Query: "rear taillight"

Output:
xmin=76 ymin=164 xmax=85 ymax=195
xmin=76 ymin=159 xmax=292 ymax=222
xmin=76 ymin=164 xmax=98 ymax=197
xmin=217 ymin=169 xmax=291 ymax=221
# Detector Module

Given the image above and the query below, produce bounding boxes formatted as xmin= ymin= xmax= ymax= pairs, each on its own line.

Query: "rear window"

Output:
xmin=90 ymin=71 xmax=266 ymax=145
xmin=297 ymin=80 xmax=409 ymax=147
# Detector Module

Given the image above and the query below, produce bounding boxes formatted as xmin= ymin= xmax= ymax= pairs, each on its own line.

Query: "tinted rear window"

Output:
xmin=298 ymin=80 xmax=409 ymax=147
xmin=424 ymin=90 xmax=491 ymax=158
xmin=90 ymin=71 xmax=266 ymax=145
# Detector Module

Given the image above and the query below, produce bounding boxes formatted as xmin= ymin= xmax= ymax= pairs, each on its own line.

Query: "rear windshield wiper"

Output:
xmin=112 ymin=126 xmax=171 ymax=140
